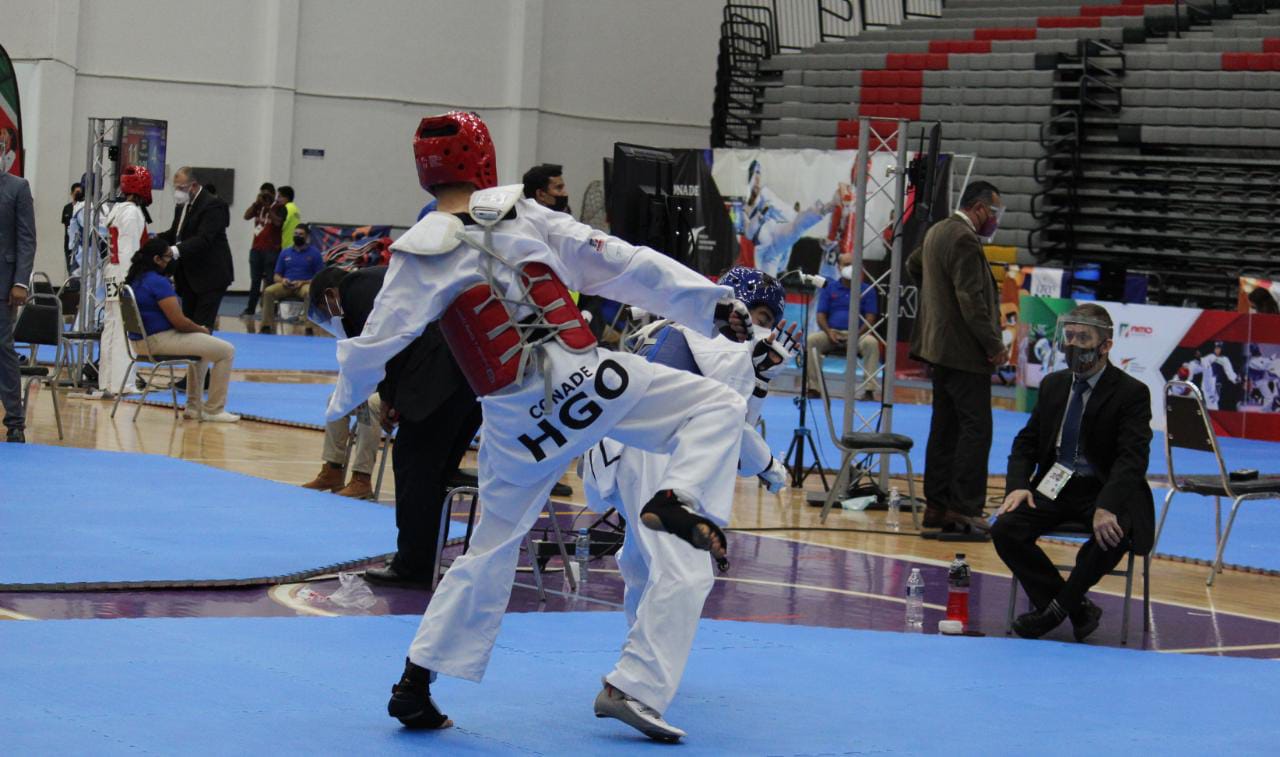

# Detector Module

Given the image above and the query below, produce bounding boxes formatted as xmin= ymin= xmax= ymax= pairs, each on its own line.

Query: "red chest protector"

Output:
xmin=108 ymin=225 xmax=150 ymax=265
xmin=440 ymin=262 xmax=596 ymax=396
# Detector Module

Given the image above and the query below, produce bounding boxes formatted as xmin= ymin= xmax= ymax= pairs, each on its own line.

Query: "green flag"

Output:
xmin=0 ymin=43 xmax=24 ymax=176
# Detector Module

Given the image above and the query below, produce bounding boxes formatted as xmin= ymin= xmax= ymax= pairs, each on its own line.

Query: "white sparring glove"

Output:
xmin=713 ymin=298 xmax=751 ymax=342
xmin=758 ymin=457 xmax=789 ymax=494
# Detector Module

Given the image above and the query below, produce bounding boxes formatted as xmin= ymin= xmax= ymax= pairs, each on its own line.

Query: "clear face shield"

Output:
xmin=1052 ymin=313 xmax=1112 ymax=376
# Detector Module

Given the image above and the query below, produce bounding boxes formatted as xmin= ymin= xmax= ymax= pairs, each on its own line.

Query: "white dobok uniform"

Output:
xmin=326 ymin=187 xmax=747 ymax=683
xmin=100 ymin=201 xmax=146 ymax=393
xmin=1200 ymin=353 xmax=1239 ymax=410
xmin=581 ymin=322 xmax=776 ymax=714
xmin=744 ymin=185 xmax=824 ymax=279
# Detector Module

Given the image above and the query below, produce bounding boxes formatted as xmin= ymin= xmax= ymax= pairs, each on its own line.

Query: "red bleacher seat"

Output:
xmin=857 ymin=104 xmax=922 ymax=120
xmin=1121 ymin=0 xmax=1174 ymax=5
xmin=861 ymin=70 xmax=923 ymax=87
xmin=1264 ymin=39 xmax=1280 ymax=54
xmin=884 ymin=53 xmax=949 ymax=71
xmin=1222 ymin=53 xmax=1280 ymax=71
xmin=1080 ymin=5 xmax=1145 ymax=16
xmin=1038 ymin=16 xmax=1103 ymax=28
xmin=974 ymin=28 xmax=1038 ymax=41
xmin=928 ymin=40 xmax=993 ymax=54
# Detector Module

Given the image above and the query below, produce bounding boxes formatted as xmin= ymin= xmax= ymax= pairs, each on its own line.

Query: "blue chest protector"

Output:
xmin=638 ymin=324 xmax=702 ymax=376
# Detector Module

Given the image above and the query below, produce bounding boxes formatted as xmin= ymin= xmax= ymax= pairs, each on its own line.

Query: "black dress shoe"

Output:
xmin=944 ymin=513 xmax=992 ymax=534
xmin=5 ymin=428 xmax=24 ymax=443
xmin=1012 ymin=600 xmax=1068 ymax=639
xmin=922 ymin=506 xmax=947 ymax=529
xmin=1070 ymin=597 xmax=1103 ymax=642
xmin=365 ymin=564 xmax=434 ymax=587
xmin=388 ymin=658 xmax=451 ymax=729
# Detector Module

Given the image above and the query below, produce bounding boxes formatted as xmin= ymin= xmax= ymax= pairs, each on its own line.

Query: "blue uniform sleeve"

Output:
xmin=307 ymin=248 xmax=324 ymax=278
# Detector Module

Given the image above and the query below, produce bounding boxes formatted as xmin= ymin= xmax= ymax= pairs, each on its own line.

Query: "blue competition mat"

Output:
xmin=2 ymin=612 xmax=1275 ymax=755
xmin=218 ymin=331 xmax=338 ymax=372
xmin=0 ymin=445 xmax=465 ymax=589
xmin=140 ymin=380 xmax=336 ymax=429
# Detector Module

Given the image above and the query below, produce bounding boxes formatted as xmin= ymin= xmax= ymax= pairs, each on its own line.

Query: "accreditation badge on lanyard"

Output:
xmin=1036 ymin=462 xmax=1074 ymax=501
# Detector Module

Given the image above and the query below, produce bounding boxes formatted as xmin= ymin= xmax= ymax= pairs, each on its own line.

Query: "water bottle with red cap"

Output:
xmin=944 ymin=553 xmax=971 ymax=630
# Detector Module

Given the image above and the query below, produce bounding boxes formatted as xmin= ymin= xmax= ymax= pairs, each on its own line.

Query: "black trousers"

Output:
xmin=388 ymin=393 xmax=484 ymax=578
xmin=245 ymin=249 xmax=279 ymax=314
xmin=990 ymin=478 xmax=1130 ymax=613
xmin=176 ymin=277 xmax=227 ymax=331
xmin=923 ymin=364 xmax=993 ymax=516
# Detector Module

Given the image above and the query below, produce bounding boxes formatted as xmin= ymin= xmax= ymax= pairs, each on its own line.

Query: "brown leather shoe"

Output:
xmin=302 ymin=464 xmax=346 ymax=492
xmin=337 ymin=472 xmax=373 ymax=499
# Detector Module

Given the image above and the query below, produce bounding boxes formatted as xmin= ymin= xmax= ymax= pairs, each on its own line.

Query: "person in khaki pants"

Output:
xmin=302 ymin=392 xmax=382 ymax=498
xmin=259 ymin=223 xmax=323 ymax=334
xmin=805 ymin=263 xmax=880 ymax=399
xmin=123 ymin=238 xmax=239 ymax=422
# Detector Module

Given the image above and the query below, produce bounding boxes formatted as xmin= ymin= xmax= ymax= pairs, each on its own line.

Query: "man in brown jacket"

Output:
xmin=907 ymin=181 xmax=1007 ymax=533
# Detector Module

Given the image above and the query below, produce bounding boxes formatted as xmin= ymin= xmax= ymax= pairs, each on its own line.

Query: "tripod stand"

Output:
xmin=781 ymin=280 xmax=829 ymax=490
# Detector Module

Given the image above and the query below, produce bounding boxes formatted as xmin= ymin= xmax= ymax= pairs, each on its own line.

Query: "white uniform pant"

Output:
xmin=597 ymin=446 xmax=715 ymax=715
xmin=98 ymin=300 xmax=136 ymax=394
xmin=407 ymin=362 xmax=743 ymax=682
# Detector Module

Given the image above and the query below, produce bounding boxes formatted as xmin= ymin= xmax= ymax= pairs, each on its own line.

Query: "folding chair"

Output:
xmin=432 ymin=487 xmax=578 ymax=601
xmin=1004 ymin=522 xmax=1150 ymax=645
xmin=110 ymin=285 xmax=201 ymax=422
xmin=13 ymin=291 xmax=66 ymax=439
xmin=810 ymin=347 xmax=921 ymax=527
xmin=1158 ymin=379 xmax=1280 ymax=587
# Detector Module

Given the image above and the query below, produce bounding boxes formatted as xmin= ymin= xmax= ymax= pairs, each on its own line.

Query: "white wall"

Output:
xmin=1 ymin=0 xmax=724 ymax=287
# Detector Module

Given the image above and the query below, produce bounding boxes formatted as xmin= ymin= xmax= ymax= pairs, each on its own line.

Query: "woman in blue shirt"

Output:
xmin=123 ymin=238 xmax=239 ymax=422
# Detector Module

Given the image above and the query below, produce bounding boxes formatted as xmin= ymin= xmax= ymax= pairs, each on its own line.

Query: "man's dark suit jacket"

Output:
xmin=1005 ymin=363 xmax=1156 ymax=554
xmin=337 ymin=266 xmax=473 ymax=421
xmin=161 ymin=189 xmax=234 ymax=294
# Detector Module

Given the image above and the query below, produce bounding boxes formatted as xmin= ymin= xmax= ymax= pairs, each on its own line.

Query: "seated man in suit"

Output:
xmin=992 ymin=303 xmax=1154 ymax=641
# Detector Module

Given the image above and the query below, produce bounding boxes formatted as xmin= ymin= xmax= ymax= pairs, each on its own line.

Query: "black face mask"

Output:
xmin=294 ymin=235 xmax=308 ymax=247
xmin=1064 ymin=344 xmax=1100 ymax=374
xmin=550 ymin=195 xmax=570 ymax=214
xmin=162 ymin=260 xmax=179 ymax=277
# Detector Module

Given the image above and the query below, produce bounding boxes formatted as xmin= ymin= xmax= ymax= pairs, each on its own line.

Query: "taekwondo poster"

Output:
xmin=1017 ymin=295 xmax=1280 ymax=440
xmin=712 ymin=149 xmax=896 ymax=280
xmin=0 ymin=43 xmax=23 ymax=176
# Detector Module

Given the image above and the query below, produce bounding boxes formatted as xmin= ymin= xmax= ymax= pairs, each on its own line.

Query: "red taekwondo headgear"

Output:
xmin=413 ymin=111 xmax=498 ymax=192
xmin=119 ymin=165 xmax=153 ymax=206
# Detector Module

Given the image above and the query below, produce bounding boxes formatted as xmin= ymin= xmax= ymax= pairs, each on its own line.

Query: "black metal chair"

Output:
xmin=1004 ymin=521 xmax=1150 ymax=645
xmin=109 ymin=285 xmax=201 ymax=422
xmin=809 ymin=347 xmax=920 ymax=527
xmin=1158 ymin=379 xmax=1280 ymax=587
xmin=13 ymin=291 xmax=65 ymax=439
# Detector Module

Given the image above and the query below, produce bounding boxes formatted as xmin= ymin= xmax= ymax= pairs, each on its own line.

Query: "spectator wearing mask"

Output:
xmin=309 ymin=264 xmax=482 ymax=584
xmin=992 ymin=304 xmax=1153 ymax=641
xmin=62 ymin=182 xmax=83 ymax=274
xmin=805 ymin=260 xmax=880 ymax=400
xmin=522 ymin=163 xmax=570 ymax=214
xmin=123 ymin=238 xmax=239 ymax=422
xmin=277 ymin=185 xmax=301 ymax=248
xmin=259 ymin=223 xmax=323 ymax=334
xmin=241 ymin=182 xmax=286 ymax=321
xmin=159 ymin=166 xmax=234 ymax=330
xmin=907 ymin=179 xmax=1007 ymax=535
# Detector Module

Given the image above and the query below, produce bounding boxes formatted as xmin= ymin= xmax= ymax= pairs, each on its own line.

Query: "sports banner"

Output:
xmin=1016 ymin=295 xmax=1280 ymax=440
xmin=0 ymin=43 xmax=23 ymax=176
xmin=712 ymin=149 xmax=896 ymax=280
xmin=309 ymin=224 xmax=393 ymax=253
xmin=1239 ymin=275 xmax=1280 ymax=314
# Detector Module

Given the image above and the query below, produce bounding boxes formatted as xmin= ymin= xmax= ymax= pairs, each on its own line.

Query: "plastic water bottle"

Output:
xmin=945 ymin=553 xmax=971 ymax=629
xmin=905 ymin=568 xmax=925 ymax=632
xmin=574 ymin=528 xmax=591 ymax=588
xmin=886 ymin=487 xmax=902 ymax=532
